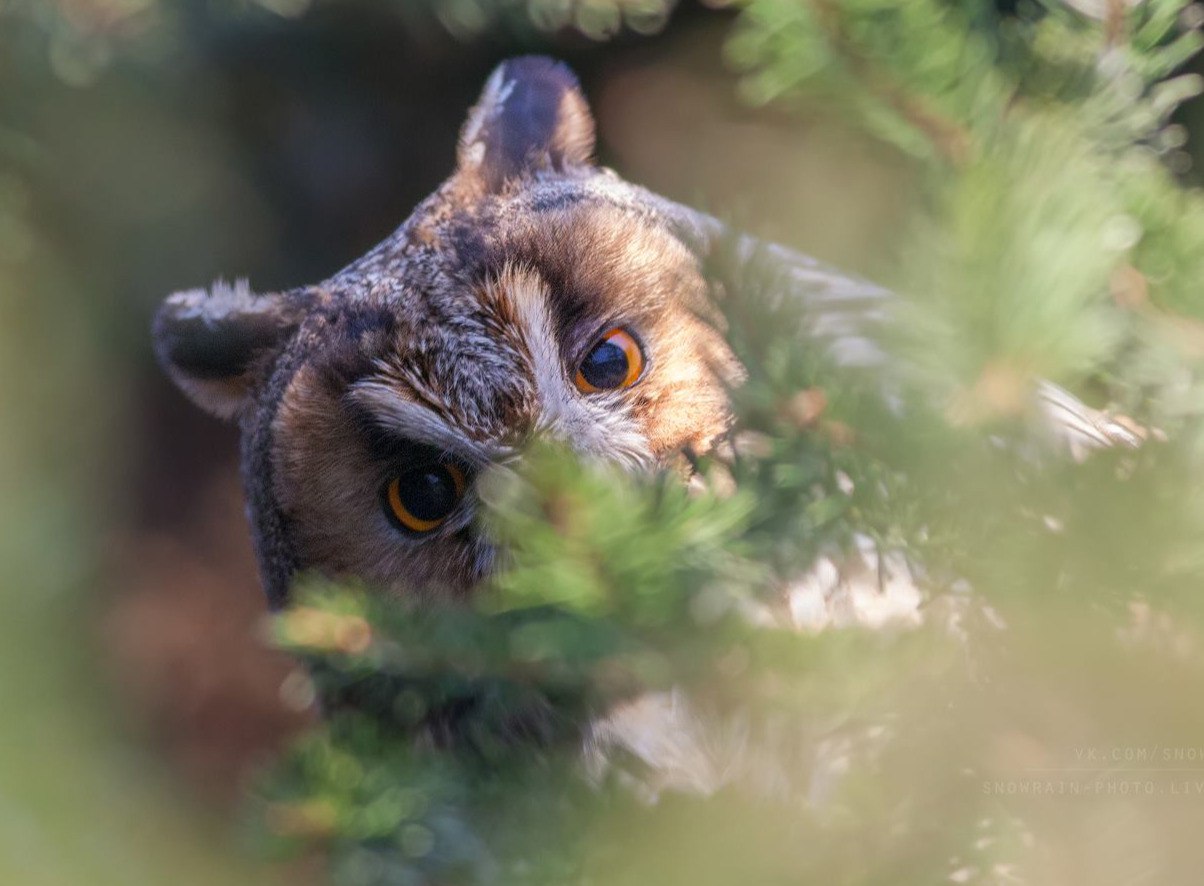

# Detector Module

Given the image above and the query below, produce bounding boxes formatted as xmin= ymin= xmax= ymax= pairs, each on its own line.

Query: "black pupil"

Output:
xmin=580 ymin=339 xmax=630 ymax=389
xmin=398 ymin=466 xmax=459 ymax=522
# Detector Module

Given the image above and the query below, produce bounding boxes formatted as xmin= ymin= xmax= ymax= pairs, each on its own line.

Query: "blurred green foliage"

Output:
xmin=0 ymin=34 xmax=282 ymax=886
xmin=732 ymin=1 xmax=1204 ymax=429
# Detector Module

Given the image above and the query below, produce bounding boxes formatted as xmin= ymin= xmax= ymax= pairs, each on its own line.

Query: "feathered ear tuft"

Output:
xmin=152 ymin=280 xmax=310 ymax=420
xmin=457 ymin=56 xmax=596 ymax=192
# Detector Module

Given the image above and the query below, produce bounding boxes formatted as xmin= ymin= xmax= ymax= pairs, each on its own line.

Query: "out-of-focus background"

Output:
xmin=2 ymin=1 xmax=1203 ymax=883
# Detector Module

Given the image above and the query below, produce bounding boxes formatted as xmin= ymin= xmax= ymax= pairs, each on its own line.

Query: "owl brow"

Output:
xmin=346 ymin=380 xmax=504 ymax=468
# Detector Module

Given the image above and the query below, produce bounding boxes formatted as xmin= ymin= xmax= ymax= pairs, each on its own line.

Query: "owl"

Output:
xmin=154 ymin=56 xmax=1139 ymax=612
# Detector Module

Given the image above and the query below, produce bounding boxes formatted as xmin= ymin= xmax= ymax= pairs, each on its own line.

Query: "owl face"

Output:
xmin=155 ymin=57 xmax=736 ymax=606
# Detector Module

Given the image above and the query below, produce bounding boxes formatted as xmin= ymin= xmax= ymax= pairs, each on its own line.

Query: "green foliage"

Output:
xmin=732 ymin=0 xmax=1204 ymax=440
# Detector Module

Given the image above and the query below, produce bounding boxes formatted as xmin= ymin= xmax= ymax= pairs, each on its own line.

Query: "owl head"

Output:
xmin=154 ymin=57 xmax=738 ymax=608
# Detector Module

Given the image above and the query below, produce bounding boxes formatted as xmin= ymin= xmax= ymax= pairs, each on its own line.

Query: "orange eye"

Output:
xmin=574 ymin=327 xmax=645 ymax=394
xmin=381 ymin=463 xmax=466 ymax=534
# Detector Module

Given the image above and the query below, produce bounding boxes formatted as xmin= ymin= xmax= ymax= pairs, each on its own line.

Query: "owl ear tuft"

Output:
xmin=153 ymin=280 xmax=309 ymax=420
xmin=457 ymin=56 xmax=596 ymax=192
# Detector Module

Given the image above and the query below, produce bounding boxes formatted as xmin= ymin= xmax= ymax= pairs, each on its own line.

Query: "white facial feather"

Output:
xmin=348 ymin=380 xmax=504 ymax=468
xmin=488 ymin=265 xmax=656 ymax=472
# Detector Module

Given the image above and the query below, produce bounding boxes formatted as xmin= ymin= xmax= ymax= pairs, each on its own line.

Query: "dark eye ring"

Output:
xmin=381 ymin=462 xmax=467 ymax=534
xmin=574 ymin=327 xmax=645 ymax=394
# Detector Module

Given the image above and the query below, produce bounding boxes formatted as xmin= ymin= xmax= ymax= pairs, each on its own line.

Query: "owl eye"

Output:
xmin=381 ymin=462 xmax=467 ymax=534
xmin=574 ymin=328 xmax=645 ymax=394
